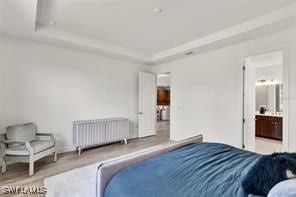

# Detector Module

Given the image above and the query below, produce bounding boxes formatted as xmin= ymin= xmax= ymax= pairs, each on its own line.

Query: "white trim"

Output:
xmin=36 ymin=27 xmax=151 ymax=63
xmin=56 ymin=146 xmax=76 ymax=154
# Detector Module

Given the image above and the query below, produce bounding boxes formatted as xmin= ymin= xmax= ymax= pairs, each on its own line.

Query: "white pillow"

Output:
xmin=268 ymin=179 xmax=296 ymax=197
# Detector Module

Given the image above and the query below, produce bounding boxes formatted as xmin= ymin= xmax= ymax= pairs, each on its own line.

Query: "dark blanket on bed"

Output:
xmin=104 ymin=143 xmax=261 ymax=197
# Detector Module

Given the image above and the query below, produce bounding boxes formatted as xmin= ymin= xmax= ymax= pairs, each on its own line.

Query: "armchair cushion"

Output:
xmin=6 ymin=123 xmax=37 ymax=144
xmin=5 ymin=140 xmax=55 ymax=156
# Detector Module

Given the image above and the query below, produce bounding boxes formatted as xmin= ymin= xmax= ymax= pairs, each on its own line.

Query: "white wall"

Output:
xmin=0 ymin=35 xmax=151 ymax=152
xmin=157 ymin=75 xmax=170 ymax=87
xmin=154 ymin=49 xmax=243 ymax=147
xmin=153 ymin=27 xmax=296 ymax=151
xmin=0 ymin=2 xmax=3 ymax=32
xmin=256 ymin=65 xmax=283 ymax=83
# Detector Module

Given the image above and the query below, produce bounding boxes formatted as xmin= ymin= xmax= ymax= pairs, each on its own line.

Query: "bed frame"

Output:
xmin=96 ymin=135 xmax=203 ymax=197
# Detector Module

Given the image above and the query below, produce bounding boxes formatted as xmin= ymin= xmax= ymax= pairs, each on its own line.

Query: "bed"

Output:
xmin=96 ymin=136 xmax=296 ymax=197
xmin=104 ymin=142 xmax=261 ymax=197
xmin=96 ymin=135 xmax=293 ymax=197
xmin=97 ymin=136 xmax=204 ymax=197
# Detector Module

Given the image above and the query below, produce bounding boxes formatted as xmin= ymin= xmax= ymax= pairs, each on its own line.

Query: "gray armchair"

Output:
xmin=0 ymin=122 xmax=57 ymax=176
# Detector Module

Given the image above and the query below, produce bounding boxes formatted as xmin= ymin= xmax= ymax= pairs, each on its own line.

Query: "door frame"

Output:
xmin=242 ymin=44 xmax=290 ymax=152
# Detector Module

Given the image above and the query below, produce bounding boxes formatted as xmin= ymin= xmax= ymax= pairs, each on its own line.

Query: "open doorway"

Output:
xmin=156 ymin=73 xmax=170 ymax=141
xmin=244 ymin=50 xmax=285 ymax=154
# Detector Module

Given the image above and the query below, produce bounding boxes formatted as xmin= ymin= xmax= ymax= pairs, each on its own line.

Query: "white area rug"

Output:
xmin=44 ymin=162 xmax=99 ymax=197
xmin=44 ymin=146 xmax=162 ymax=197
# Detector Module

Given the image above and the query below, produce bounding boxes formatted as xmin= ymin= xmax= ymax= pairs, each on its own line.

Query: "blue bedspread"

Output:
xmin=104 ymin=143 xmax=261 ymax=197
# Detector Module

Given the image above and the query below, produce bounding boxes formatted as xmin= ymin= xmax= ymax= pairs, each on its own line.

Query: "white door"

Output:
xmin=138 ymin=72 xmax=156 ymax=138
xmin=243 ymin=62 xmax=256 ymax=151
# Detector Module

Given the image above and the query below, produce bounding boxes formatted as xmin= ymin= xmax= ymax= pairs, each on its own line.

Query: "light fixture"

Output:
xmin=153 ymin=8 xmax=162 ymax=14
xmin=48 ymin=20 xmax=56 ymax=26
xmin=256 ymin=79 xmax=280 ymax=86
xmin=185 ymin=51 xmax=194 ymax=56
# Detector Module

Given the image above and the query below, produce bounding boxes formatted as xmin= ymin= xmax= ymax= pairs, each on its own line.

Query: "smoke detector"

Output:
xmin=153 ymin=8 xmax=162 ymax=14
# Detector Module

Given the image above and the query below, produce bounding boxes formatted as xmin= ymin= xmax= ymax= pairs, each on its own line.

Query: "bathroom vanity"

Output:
xmin=255 ymin=114 xmax=282 ymax=141
xmin=255 ymin=82 xmax=283 ymax=141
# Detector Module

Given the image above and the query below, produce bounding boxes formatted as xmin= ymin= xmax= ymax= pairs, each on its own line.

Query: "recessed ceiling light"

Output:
xmin=48 ymin=20 xmax=56 ymax=26
xmin=153 ymin=8 xmax=162 ymax=14
xmin=185 ymin=51 xmax=194 ymax=56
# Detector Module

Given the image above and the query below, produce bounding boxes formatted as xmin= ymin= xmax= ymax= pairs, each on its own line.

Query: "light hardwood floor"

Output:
xmin=0 ymin=121 xmax=170 ymax=196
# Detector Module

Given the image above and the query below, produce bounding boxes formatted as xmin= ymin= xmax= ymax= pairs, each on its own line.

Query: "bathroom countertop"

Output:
xmin=255 ymin=112 xmax=283 ymax=117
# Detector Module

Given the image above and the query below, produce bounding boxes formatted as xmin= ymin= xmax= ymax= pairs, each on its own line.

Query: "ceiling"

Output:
xmin=1 ymin=0 xmax=296 ymax=65
xmin=36 ymin=0 xmax=296 ymax=55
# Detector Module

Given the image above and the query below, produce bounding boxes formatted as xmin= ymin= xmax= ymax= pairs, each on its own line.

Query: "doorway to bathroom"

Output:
xmin=243 ymin=50 xmax=288 ymax=154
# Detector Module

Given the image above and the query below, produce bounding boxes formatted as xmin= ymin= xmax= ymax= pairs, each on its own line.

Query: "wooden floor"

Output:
xmin=0 ymin=121 xmax=170 ymax=196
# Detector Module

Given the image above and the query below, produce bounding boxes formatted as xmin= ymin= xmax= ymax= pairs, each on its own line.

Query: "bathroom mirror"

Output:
xmin=255 ymin=84 xmax=283 ymax=113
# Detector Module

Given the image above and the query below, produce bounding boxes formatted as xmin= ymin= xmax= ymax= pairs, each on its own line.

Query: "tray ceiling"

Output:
xmin=1 ymin=0 xmax=296 ymax=65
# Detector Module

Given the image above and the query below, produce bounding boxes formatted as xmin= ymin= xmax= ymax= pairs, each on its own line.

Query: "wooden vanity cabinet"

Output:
xmin=255 ymin=115 xmax=282 ymax=141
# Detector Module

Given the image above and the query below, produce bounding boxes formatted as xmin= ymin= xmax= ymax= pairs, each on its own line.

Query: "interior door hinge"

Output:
xmin=243 ymin=118 xmax=246 ymax=123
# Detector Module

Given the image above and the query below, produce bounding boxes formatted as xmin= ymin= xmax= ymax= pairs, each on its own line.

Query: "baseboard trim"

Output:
xmin=56 ymin=146 xmax=76 ymax=154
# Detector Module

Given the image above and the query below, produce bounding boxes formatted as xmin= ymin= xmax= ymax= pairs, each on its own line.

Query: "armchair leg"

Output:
xmin=1 ymin=160 xmax=7 ymax=174
xmin=54 ymin=152 xmax=57 ymax=162
xmin=29 ymin=161 xmax=34 ymax=176
xmin=123 ymin=138 xmax=128 ymax=145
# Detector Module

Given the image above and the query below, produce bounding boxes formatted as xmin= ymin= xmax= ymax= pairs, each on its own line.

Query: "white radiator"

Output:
xmin=73 ymin=118 xmax=129 ymax=155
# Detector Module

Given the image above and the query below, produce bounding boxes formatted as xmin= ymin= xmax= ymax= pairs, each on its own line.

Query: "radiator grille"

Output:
xmin=73 ymin=118 xmax=129 ymax=148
